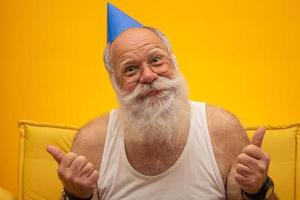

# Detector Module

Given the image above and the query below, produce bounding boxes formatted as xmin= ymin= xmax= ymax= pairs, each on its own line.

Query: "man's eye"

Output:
xmin=124 ymin=65 xmax=139 ymax=75
xmin=150 ymin=56 xmax=161 ymax=64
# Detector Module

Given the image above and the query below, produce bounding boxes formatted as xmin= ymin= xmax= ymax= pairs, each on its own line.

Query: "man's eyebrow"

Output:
xmin=119 ymin=58 xmax=136 ymax=66
xmin=146 ymin=47 xmax=167 ymax=55
xmin=118 ymin=46 xmax=167 ymax=65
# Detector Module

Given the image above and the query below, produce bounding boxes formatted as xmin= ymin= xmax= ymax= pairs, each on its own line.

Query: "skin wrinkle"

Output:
xmin=118 ymin=47 xmax=169 ymax=75
xmin=119 ymin=48 xmax=168 ymax=67
xmin=112 ymin=42 xmax=166 ymax=70
xmin=114 ymin=46 xmax=169 ymax=88
xmin=103 ymin=26 xmax=173 ymax=75
xmin=118 ymin=44 xmax=166 ymax=65
xmin=110 ymin=29 xmax=168 ymax=66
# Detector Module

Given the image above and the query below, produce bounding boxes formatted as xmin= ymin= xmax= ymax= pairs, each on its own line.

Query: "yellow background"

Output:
xmin=0 ymin=0 xmax=299 ymax=195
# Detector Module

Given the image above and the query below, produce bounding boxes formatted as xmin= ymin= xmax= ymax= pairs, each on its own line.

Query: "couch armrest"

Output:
xmin=0 ymin=187 xmax=16 ymax=200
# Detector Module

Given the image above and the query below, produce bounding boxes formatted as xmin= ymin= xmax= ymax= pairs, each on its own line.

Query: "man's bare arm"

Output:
xmin=47 ymin=113 xmax=109 ymax=199
xmin=71 ymin=113 xmax=109 ymax=170
xmin=206 ymin=105 xmax=276 ymax=199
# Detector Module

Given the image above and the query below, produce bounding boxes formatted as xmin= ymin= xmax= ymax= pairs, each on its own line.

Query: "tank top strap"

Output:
xmin=99 ymin=109 xmax=119 ymax=176
xmin=189 ymin=101 xmax=225 ymax=194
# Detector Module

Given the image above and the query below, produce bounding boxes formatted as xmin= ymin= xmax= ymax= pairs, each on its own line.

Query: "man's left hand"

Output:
xmin=234 ymin=127 xmax=270 ymax=194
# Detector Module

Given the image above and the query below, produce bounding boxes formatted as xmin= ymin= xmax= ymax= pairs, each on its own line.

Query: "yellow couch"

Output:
xmin=2 ymin=120 xmax=300 ymax=199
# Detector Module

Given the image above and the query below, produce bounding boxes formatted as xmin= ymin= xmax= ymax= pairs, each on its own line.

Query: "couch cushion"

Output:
xmin=0 ymin=187 xmax=16 ymax=200
xmin=18 ymin=120 xmax=78 ymax=200
xmin=246 ymin=123 xmax=299 ymax=200
xmin=18 ymin=120 xmax=299 ymax=200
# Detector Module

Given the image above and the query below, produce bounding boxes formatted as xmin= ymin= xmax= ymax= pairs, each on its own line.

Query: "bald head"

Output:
xmin=109 ymin=28 xmax=169 ymax=70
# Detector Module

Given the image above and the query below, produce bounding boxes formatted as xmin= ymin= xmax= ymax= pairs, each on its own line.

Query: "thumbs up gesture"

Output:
xmin=46 ymin=145 xmax=99 ymax=198
xmin=235 ymin=127 xmax=270 ymax=194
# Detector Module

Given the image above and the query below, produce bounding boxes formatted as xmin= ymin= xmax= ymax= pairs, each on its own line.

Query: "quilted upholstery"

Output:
xmin=16 ymin=120 xmax=300 ymax=200
xmin=17 ymin=121 xmax=78 ymax=200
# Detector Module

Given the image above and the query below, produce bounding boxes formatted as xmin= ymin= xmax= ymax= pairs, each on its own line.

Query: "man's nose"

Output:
xmin=138 ymin=65 xmax=158 ymax=84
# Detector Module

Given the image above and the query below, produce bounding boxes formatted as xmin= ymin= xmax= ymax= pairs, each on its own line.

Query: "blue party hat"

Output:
xmin=107 ymin=3 xmax=142 ymax=43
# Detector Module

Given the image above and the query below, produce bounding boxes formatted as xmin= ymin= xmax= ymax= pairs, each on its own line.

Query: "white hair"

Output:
xmin=119 ymin=74 xmax=190 ymax=146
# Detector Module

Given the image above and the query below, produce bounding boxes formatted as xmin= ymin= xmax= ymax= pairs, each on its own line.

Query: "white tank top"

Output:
xmin=98 ymin=101 xmax=225 ymax=200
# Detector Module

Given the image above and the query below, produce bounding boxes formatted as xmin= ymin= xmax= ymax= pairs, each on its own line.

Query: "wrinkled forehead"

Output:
xmin=110 ymin=28 xmax=166 ymax=64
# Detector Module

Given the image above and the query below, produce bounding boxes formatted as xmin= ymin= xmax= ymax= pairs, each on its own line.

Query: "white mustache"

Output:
xmin=121 ymin=75 xmax=182 ymax=105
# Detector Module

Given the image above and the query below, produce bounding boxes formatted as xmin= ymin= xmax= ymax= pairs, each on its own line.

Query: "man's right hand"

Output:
xmin=46 ymin=145 xmax=99 ymax=198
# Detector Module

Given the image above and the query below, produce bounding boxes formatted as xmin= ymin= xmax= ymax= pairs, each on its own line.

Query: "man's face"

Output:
xmin=110 ymin=28 xmax=174 ymax=94
xmin=109 ymin=28 xmax=189 ymax=144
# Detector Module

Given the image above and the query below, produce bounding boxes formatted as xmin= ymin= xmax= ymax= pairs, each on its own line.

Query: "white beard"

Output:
xmin=113 ymin=72 xmax=190 ymax=146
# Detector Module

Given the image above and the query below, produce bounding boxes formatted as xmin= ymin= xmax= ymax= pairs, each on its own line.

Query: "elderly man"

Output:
xmin=47 ymin=3 xmax=276 ymax=200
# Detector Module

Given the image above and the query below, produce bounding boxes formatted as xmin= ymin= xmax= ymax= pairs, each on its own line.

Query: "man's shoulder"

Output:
xmin=205 ymin=103 xmax=249 ymax=148
xmin=80 ymin=113 xmax=110 ymax=137
xmin=205 ymin=104 xmax=242 ymax=133
xmin=205 ymin=104 xmax=250 ymax=182
xmin=71 ymin=113 xmax=110 ymax=152
xmin=70 ymin=113 xmax=110 ymax=169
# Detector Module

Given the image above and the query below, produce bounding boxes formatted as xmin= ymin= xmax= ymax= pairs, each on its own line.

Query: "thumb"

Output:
xmin=46 ymin=145 xmax=65 ymax=164
xmin=251 ymin=127 xmax=266 ymax=147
